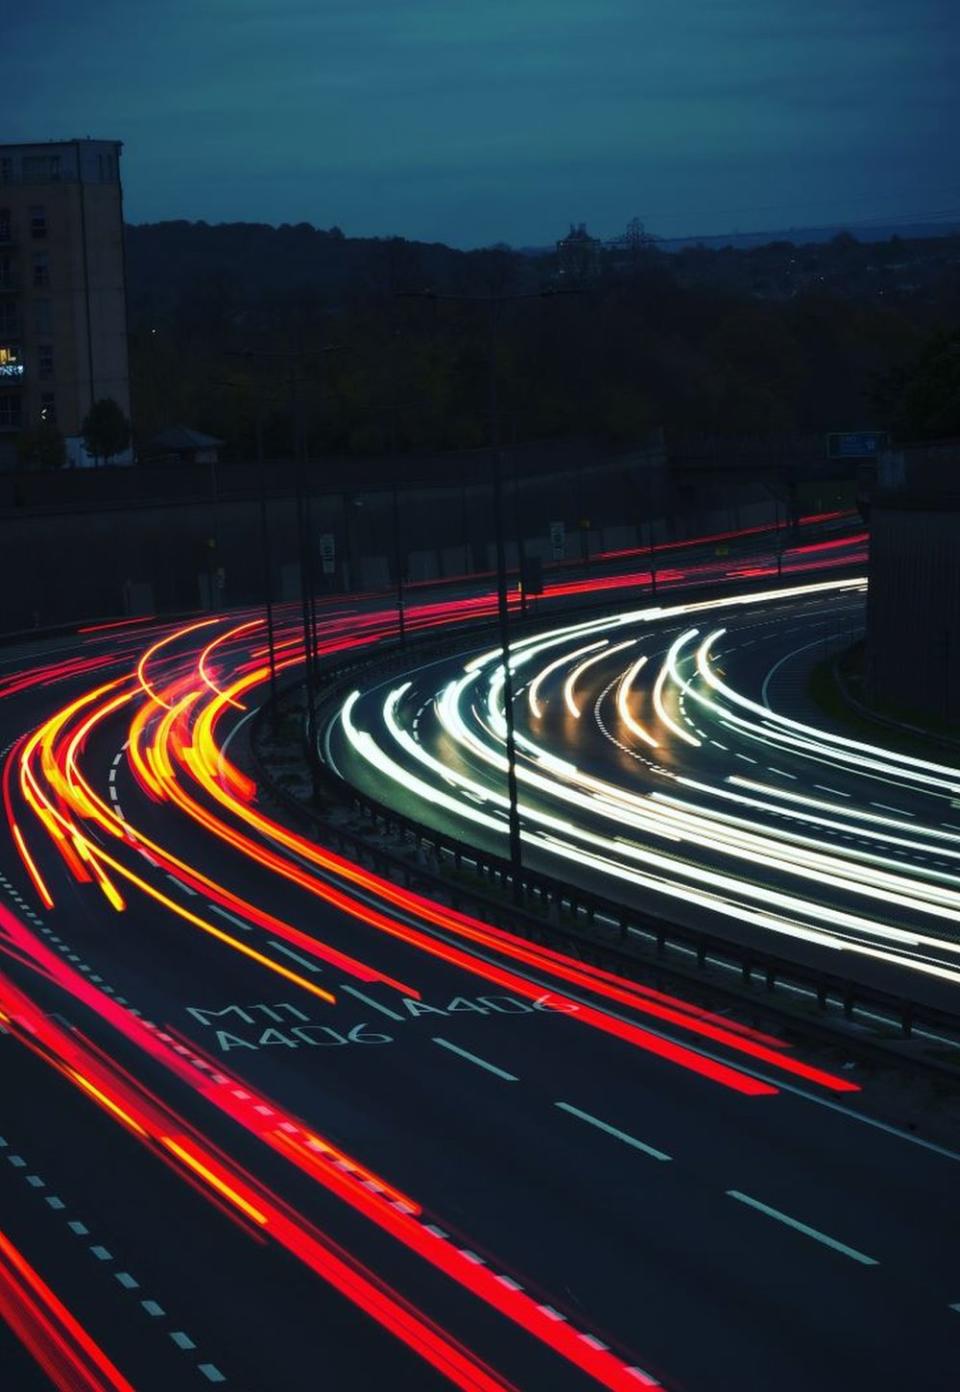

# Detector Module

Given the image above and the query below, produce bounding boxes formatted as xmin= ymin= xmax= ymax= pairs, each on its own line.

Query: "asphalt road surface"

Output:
xmin=3 ymin=517 xmax=958 ymax=1392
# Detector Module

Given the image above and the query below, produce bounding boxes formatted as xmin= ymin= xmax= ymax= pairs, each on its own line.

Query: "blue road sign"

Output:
xmin=826 ymin=431 xmax=889 ymax=459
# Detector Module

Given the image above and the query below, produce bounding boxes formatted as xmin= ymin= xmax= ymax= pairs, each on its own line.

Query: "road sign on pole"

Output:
xmin=826 ymin=431 xmax=889 ymax=460
xmin=549 ymin=521 xmax=566 ymax=560
xmin=318 ymin=532 xmax=336 ymax=576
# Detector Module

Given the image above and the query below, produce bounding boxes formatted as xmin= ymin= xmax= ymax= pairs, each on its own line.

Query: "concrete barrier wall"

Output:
xmin=0 ymin=455 xmax=783 ymax=632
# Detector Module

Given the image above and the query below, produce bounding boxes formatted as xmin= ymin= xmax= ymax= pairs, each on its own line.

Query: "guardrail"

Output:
xmin=248 ymin=577 xmax=960 ymax=1065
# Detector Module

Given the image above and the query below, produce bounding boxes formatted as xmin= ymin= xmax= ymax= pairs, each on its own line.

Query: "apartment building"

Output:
xmin=0 ymin=139 xmax=130 ymax=467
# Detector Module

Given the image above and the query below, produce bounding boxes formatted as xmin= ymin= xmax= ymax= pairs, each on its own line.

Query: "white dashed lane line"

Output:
xmin=431 ymin=1037 xmax=518 ymax=1081
xmin=554 ymin=1102 xmax=671 ymax=1162
xmin=726 ymin=1189 xmax=878 ymax=1266
xmin=0 ymin=1131 xmax=227 ymax=1382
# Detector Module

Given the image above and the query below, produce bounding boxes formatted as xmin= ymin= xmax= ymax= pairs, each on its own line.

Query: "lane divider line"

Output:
xmin=431 ymin=1037 xmax=518 ymax=1081
xmin=554 ymin=1102 xmax=671 ymax=1162
xmin=726 ymin=1189 xmax=878 ymax=1266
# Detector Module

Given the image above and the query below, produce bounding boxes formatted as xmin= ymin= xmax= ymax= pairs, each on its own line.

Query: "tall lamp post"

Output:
xmin=396 ymin=288 xmax=580 ymax=900
xmin=216 ymin=368 xmax=279 ymax=713
xmin=228 ymin=344 xmax=342 ymax=802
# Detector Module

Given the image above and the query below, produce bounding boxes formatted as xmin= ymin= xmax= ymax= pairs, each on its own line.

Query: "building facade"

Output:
xmin=0 ymin=139 xmax=130 ymax=468
xmin=864 ymin=443 xmax=960 ymax=725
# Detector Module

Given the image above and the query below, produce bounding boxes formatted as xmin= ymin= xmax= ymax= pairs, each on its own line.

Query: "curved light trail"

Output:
xmin=333 ymin=576 xmax=960 ymax=996
xmin=2 ymin=515 xmax=934 ymax=1392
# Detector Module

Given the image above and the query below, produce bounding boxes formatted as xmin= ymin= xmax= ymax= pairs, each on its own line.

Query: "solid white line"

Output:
xmin=267 ymin=940 xmax=322 ymax=973
xmin=339 ymin=983 xmax=404 ymax=1021
xmin=555 ymin=1102 xmax=671 ymax=1161
xmin=726 ymin=1189 xmax=877 ymax=1265
xmin=432 ymin=1037 xmax=517 ymax=1081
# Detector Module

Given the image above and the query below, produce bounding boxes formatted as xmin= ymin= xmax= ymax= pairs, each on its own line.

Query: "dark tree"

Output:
xmin=16 ymin=421 xmax=66 ymax=470
xmin=876 ymin=328 xmax=960 ymax=440
xmin=81 ymin=398 xmax=131 ymax=465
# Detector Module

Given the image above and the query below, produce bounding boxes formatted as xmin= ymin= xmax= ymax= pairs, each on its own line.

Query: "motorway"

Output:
xmin=1 ymin=514 xmax=958 ymax=1391
xmin=331 ymin=575 xmax=960 ymax=1013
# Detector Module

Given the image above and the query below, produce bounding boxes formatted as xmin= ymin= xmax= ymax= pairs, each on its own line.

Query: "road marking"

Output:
xmin=207 ymin=904 xmax=253 ymax=933
xmin=165 ymin=874 xmax=197 ymax=896
xmin=141 ymin=1300 xmax=165 ymax=1317
xmin=90 ymin=1246 xmax=113 ymax=1261
xmin=267 ymin=940 xmax=323 ymax=973
xmin=871 ymin=801 xmax=913 ymax=816
xmin=199 ymin=1365 xmax=227 ymax=1384
xmin=555 ymin=1102 xmax=671 ymax=1161
xmin=768 ymin=767 xmax=797 ymax=780
xmin=171 ymin=1331 xmax=197 ymax=1350
xmin=432 ymin=1037 xmax=517 ymax=1081
xmin=949 ymin=1303 xmax=960 ymax=1314
xmin=734 ymin=752 xmax=757 ymax=764
xmin=115 ymin=1272 xmax=139 ymax=1289
xmin=726 ymin=1190 xmax=877 ymax=1265
xmin=814 ymin=785 xmax=850 ymax=798
xmin=403 ymin=886 xmax=960 ymax=1162
xmin=340 ymin=983 xmax=404 ymax=1021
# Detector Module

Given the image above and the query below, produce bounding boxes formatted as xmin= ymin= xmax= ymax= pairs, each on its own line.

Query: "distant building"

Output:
xmin=865 ymin=441 xmax=960 ymax=724
xmin=143 ymin=426 xmax=223 ymax=466
xmin=556 ymin=223 xmax=602 ymax=282
xmin=0 ymin=139 xmax=130 ymax=468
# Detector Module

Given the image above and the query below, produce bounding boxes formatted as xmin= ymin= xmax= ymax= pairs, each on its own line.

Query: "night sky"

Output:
xmin=7 ymin=0 xmax=959 ymax=247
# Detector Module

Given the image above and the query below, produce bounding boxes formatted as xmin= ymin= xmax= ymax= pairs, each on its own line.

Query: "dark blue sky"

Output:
xmin=7 ymin=0 xmax=959 ymax=247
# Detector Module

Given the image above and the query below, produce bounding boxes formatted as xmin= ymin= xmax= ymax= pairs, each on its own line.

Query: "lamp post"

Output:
xmin=396 ymin=288 xmax=580 ymax=900
xmin=227 ymin=344 xmax=342 ymax=802
xmin=216 ymin=369 xmax=279 ymax=714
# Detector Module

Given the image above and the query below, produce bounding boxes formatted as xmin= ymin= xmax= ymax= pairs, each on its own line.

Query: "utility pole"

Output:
xmin=396 ymin=287 xmax=581 ymax=900
xmin=215 ymin=366 xmax=278 ymax=718
xmin=228 ymin=344 xmax=342 ymax=802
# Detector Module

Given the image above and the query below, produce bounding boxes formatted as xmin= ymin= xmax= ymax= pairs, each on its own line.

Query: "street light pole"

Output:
xmin=392 ymin=481 xmax=406 ymax=648
xmin=254 ymin=392 xmax=278 ymax=712
xmin=396 ymin=287 xmax=582 ymax=902
xmin=486 ymin=298 xmax=524 ymax=894
xmin=228 ymin=344 xmax=341 ymax=802
xmin=214 ymin=366 xmax=278 ymax=716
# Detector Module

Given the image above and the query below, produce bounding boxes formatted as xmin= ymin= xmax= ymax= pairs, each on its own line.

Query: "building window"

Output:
xmin=0 ymin=303 xmax=17 ymax=336
xmin=38 ymin=344 xmax=53 ymax=377
xmin=0 ymin=159 xmax=11 ymax=185
xmin=40 ymin=393 xmax=56 ymax=424
xmin=0 ymin=346 xmax=23 ymax=379
xmin=0 ymin=257 xmax=15 ymax=289
xmin=33 ymin=299 xmax=52 ymax=335
xmin=32 ymin=252 xmax=49 ymax=288
xmin=0 ymin=394 xmax=22 ymax=428
xmin=29 ymin=206 xmax=46 ymax=239
xmin=22 ymin=155 xmax=60 ymax=183
xmin=0 ymin=209 xmax=10 ymax=242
